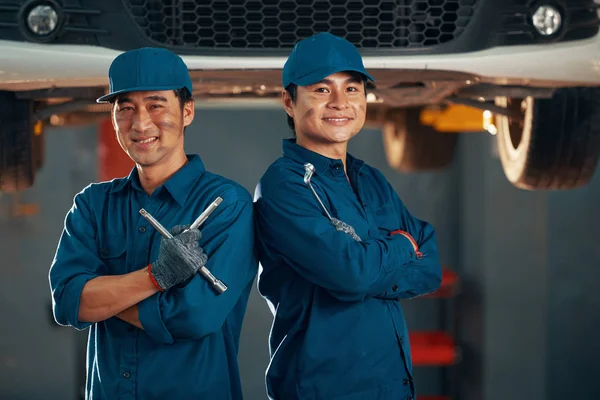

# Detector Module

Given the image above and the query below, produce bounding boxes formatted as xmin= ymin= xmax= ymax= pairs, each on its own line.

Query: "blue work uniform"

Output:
xmin=254 ymin=139 xmax=442 ymax=400
xmin=49 ymin=155 xmax=257 ymax=400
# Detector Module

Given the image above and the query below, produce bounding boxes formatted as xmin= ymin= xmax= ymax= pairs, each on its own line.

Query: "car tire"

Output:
xmin=0 ymin=91 xmax=38 ymax=192
xmin=382 ymin=108 xmax=458 ymax=172
xmin=495 ymin=87 xmax=600 ymax=190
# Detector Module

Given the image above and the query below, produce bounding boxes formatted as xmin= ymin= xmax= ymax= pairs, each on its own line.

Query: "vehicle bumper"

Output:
xmin=2 ymin=30 xmax=600 ymax=94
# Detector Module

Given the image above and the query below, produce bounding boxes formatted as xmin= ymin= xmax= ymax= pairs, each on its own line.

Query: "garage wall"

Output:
xmin=0 ymin=125 xmax=97 ymax=400
xmin=457 ymin=133 xmax=600 ymax=400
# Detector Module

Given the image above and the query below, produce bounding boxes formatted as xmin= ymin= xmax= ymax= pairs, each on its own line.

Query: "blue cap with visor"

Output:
xmin=282 ymin=32 xmax=375 ymax=88
xmin=97 ymin=47 xmax=193 ymax=103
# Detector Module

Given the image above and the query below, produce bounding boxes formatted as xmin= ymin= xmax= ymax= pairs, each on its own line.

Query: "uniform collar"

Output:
xmin=282 ymin=138 xmax=364 ymax=175
xmin=346 ymin=152 xmax=364 ymax=173
xmin=110 ymin=154 xmax=205 ymax=207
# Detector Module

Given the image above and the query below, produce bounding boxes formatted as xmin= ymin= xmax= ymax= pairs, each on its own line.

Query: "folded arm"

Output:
xmin=255 ymin=177 xmax=428 ymax=302
xmin=373 ymin=182 xmax=442 ymax=300
xmin=49 ymin=190 xmax=158 ymax=330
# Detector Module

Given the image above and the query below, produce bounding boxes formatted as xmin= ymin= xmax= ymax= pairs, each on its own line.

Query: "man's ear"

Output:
xmin=282 ymin=90 xmax=294 ymax=119
xmin=183 ymin=99 xmax=195 ymax=127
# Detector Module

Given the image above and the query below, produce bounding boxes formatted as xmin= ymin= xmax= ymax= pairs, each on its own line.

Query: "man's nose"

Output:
xmin=328 ymin=88 xmax=350 ymax=110
xmin=131 ymin=107 xmax=152 ymax=131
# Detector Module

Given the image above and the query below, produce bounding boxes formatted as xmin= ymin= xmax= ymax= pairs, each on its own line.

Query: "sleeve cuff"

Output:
xmin=383 ymin=234 xmax=414 ymax=272
xmin=138 ymin=293 xmax=174 ymax=344
xmin=63 ymin=274 xmax=96 ymax=331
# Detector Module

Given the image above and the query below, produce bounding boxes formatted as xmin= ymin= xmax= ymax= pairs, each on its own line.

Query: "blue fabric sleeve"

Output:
xmin=49 ymin=188 xmax=105 ymax=330
xmin=372 ymin=182 xmax=442 ymax=300
xmin=255 ymin=177 xmax=429 ymax=302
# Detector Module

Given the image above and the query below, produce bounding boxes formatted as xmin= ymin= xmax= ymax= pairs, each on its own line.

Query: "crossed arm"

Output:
xmin=255 ymin=177 xmax=441 ymax=302
xmin=78 ymin=269 xmax=156 ymax=327
xmin=49 ymin=191 xmax=256 ymax=343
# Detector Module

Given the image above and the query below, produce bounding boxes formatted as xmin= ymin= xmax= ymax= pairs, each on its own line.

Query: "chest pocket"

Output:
xmin=98 ymin=235 xmax=127 ymax=274
xmin=373 ymin=204 xmax=398 ymax=235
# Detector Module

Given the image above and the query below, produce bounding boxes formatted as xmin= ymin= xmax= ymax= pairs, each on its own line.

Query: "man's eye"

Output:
xmin=347 ymin=86 xmax=360 ymax=92
xmin=118 ymin=106 xmax=133 ymax=112
xmin=315 ymin=87 xmax=329 ymax=93
xmin=150 ymin=104 xmax=164 ymax=109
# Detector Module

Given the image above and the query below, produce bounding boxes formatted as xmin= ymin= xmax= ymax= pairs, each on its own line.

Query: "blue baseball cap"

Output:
xmin=97 ymin=47 xmax=193 ymax=103
xmin=282 ymin=32 xmax=375 ymax=88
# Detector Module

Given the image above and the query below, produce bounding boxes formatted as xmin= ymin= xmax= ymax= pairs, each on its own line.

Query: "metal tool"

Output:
xmin=139 ymin=200 xmax=228 ymax=294
xmin=303 ymin=163 xmax=362 ymax=241
xmin=303 ymin=163 xmax=333 ymax=221
xmin=139 ymin=208 xmax=172 ymax=239
xmin=186 ymin=197 xmax=223 ymax=232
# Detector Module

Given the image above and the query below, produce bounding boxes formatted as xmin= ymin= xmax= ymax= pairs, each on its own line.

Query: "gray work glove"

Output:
xmin=331 ymin=218 xmax=362 ymax=242
xmin=149 ymin=225 xmax=208 ymax=291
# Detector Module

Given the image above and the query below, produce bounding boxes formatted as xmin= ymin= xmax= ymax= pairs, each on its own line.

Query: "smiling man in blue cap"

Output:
xmin=49 ymin=47 xmax=257 ymax=399
xmin=254 ymin=33 xmax=442 ymax=399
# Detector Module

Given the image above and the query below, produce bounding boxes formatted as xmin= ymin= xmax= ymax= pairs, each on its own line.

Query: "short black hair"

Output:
xmin=285 ymin=72 xmax=368 ymax=136
xmin=285 ymin=84 xmax=298 ymax=134
xmin=174 ymin=88 xmax=193 ymax=134
xmin=174 ymin=87 xmax=193 ymax=110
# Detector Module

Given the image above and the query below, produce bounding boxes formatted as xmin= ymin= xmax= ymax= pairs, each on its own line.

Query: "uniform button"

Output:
xmin=122 ymin=371 xmax=131 ymax=379
xmin=403 ymin=379 xmax=410 ymax=386
xmin=362 ymin=202 xmax=367 ymax=207
xmin=100 ymin=248 xmax=109 ymax=256
xmin=138 ymin=226 xmax=147 ymax=233
xmin=399 ymin=337 xmax=404 ymax=344
xmin=392 ymin=284 xmax=399 ymax=292
xmin=334 ymin=164 xmax=341 ymax=170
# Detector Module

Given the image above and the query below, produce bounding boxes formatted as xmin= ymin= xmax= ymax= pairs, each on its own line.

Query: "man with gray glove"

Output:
xmin=49 ymin=48 xmax=257 ymax=400
xmin=148 ymin=225 xmax=208 ymax=291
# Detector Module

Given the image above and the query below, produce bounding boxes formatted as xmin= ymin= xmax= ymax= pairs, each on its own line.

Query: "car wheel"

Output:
xmin=382 ymin=108 xmax=458 ymax=172
xmin=495 ymin=87 xmax=600 ymax=190
xmin=0 ymin=91 xmax=39 ymax=192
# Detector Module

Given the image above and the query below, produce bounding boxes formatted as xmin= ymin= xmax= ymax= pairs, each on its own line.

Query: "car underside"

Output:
xmin=1 ymin=0 xmax=600 ymax=192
